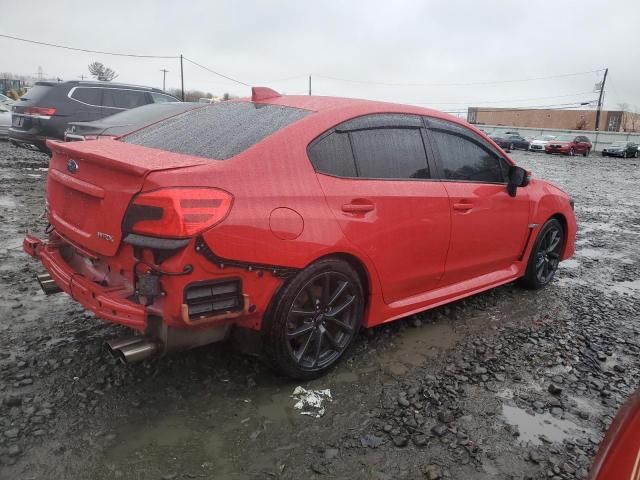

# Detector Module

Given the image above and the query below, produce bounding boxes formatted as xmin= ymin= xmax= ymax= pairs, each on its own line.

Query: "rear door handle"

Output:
xmin=342 ymin=202 xmax=375 ymax=213
xmin=453 ymin=203 xmax=473 ymax=211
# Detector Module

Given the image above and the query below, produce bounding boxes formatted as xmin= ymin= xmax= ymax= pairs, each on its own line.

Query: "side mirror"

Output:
xmin=507 ymin=165 xmax=529 ymax=197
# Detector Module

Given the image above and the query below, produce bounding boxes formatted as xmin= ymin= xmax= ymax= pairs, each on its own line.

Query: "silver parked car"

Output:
xmin=0 ymin=104 xmax=12 ymax=139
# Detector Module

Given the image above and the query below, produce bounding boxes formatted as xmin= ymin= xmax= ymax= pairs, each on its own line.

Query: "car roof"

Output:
xmin=241 ymin=94 xmax=478 ymax=131
xmin=35 ymin=80 xmax=169 ymax=93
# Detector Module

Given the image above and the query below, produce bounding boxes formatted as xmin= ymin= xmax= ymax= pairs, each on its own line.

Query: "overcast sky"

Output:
xmin=3 ymin=0 xmax=639 ymax=115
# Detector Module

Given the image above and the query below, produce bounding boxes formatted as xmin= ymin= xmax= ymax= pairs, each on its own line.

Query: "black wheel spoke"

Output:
xmin=312 ymin=330 xmax=323 ymax=367
xmin=323 ymin=329 xmax=341 ymax=350
xmin=325 ymin=315 xmax=353 ymax=333
xmin=327 ymin=281 xmax=348 ymax=307
xmin=296 ymin=330 xmax=315 ymax=362
xmin=327 ymin=295 xmax=355 ymax=317
xmin=287 ymin=323 xmax=314 ymax=338
xmin=290 ymin=308 xmax=315 ymax=318
xmin=322 ymin=274 xmax=331 ymax=305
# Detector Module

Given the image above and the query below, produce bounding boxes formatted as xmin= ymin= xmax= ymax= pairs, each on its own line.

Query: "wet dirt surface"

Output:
xmin=0 ymin=141 xmax=638 ymax=479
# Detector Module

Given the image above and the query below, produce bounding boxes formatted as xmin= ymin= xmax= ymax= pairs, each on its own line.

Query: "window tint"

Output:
xmin=350 ymin=128 xmax=429 ymax=179
xmin=308 ymin=131 xmax=356 ymax=177
xmin=123 ymin=102 xmax=311 ymax=160
xmin=431 ymin=130 xmax=505 ymax=183
xmin=71 ymin=87 xmax=102 ymax=106
xmin=150 ymin=92 xmax=178 ymax=103
xmin=102 ymin=89 xmax=149 ymax=109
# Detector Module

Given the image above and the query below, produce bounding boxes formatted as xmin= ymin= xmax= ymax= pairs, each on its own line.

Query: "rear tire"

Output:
xmin=509 ymin=143 xmax=515 ymax=151
xmin=519 ymin=219 xmax=564 ymax=290
xmin=263 ymin=258 xmax=364 ymax=379
xmin=583 ymin=148 xmax=589 ymax=157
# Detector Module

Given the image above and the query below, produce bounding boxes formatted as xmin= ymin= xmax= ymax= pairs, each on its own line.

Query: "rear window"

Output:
xmin=18 ymin=85 xmax=52 ymax=102
xmin=98 ymin=103 xmax=200 ymax=125
xmin=123 ymin=102 xmax=311 ymax=160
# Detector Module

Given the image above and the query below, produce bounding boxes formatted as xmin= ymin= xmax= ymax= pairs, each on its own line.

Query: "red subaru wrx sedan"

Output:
xmin=24 ymin=88 xmax=576 ymax=379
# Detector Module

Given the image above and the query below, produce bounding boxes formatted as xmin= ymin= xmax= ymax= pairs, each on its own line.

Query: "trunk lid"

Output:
xmin=47 ymin=139 xmax=210 ymax=256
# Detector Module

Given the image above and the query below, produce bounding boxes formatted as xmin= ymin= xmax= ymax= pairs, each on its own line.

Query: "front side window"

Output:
xmin=430 ymin=130 xmax=505 ymax=183
xmin=70 ymin=87 xmax=102 ymax=106
xmin=350 ymin=128 xmax=429 ymax=179
xmin=102 ymin=89 xmax=149 ymax=109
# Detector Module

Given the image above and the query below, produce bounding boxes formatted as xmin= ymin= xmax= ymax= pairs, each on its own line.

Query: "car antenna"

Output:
xmin=251 ymin=87 xmax=281 ymax=101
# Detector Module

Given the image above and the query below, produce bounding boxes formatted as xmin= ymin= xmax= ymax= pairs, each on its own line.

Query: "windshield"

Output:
xmin=535 ymin=135 xmax=555 ymax=141
xmin=610 ymin=141 xmax=627 ymax=148
xmin=554 ymin=134 xmax=574 ymax=141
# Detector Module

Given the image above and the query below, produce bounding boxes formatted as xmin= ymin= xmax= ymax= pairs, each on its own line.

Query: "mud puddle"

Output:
xmin=501 ymin=404 xmax=592 ymax=445
xmin=381 ymin=321 xmax=461 ymax=375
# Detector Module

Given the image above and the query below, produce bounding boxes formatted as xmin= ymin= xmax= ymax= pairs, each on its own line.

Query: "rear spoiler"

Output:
xmin=46 ymin=139 xmax=209 ymax=176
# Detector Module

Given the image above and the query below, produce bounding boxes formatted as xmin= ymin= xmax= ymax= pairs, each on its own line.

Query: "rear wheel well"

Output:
xmin=314 ymin=253 xmax=370 ymax=307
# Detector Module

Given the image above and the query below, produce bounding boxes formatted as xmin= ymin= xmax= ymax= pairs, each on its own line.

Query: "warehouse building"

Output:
xmin=467 ymin=107 xmax=640 ymax=133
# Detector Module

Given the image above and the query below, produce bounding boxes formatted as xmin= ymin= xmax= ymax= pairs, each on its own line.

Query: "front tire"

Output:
xmin=263 ymin=258 xmax=364 ymax=379
xmin=519 ymin=219 xmax=564 ymax=289
xmin=509 ymin=143 xmax=515 ymax=151
xmin=569 ymin=148 xmax=575 ymax=156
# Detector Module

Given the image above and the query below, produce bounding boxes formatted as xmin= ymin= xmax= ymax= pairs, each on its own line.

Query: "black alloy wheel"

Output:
xmin=264 ymin=258 xmax=363 ymax=379
xmin=520 ymin=218 xmax=565 ymax=289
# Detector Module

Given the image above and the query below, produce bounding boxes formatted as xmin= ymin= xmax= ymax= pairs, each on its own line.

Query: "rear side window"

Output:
xmin=430 ymin=130 xmax=505 ymax=183
xmin=103 ymin=89 xmax=149 ymax=109
xmin=308 ymin=131 xmax=357 ymax=177
xmin=350 ymin=128 xmax=429 ymax=179
xmin=123 ymin=102 xmax=311 ymax=160
xmin=70 ymin=87 xmax=102 ymax=106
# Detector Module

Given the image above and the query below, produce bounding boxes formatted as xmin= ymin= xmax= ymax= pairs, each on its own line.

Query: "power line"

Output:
xmin=313 ymin=69 xmax=604 ymax=87
xmin=442 ymin=102 xmax=593 ymax=114
xmin=0 ymin=33 xmax=178 ymax=58
xmin=410 ymin=91 xmax=597 ymax=106
xmin=182 ymin=56 xmax=251 ymax=87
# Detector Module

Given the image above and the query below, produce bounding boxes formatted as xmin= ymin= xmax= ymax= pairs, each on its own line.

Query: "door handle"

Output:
xmin=342 ymin=202 xmax=374 ymax=213
xmin=453 ymin=203 xmax=473 ymax=211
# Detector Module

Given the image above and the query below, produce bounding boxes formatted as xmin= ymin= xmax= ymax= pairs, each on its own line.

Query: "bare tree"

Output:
xmin=617 ymin=102 xmax=629 ymax=112
xmin=574 ymin=118 xmax=587 ymax=130
xmin=88 ymin=62 xmax=118 ymax=81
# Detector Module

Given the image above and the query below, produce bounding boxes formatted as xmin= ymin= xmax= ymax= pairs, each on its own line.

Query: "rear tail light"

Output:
xmin=123 ymin=187 xmax=233 ymax=238
xmin=23 ymin=107 xmax=56 ymax=117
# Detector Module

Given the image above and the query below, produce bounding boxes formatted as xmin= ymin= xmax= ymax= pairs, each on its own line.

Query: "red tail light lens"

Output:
xmin=124 ymin=188 xmax=233 ymax=238
xmin=24 ymin=107 xmax=57 ymax=117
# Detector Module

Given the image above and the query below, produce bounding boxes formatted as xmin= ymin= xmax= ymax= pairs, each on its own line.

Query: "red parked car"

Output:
xmin=24 ymin=88 xmax=577 ymax=379
xmin=544 ymin=134 xmax=592 ymax=156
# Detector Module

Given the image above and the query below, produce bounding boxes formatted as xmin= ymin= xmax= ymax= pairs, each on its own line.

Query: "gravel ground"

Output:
xmin=0 ymin=141 xmax=638 ymax=479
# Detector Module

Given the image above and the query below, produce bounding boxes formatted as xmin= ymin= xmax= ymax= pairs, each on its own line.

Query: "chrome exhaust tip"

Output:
xmin=116 ymin=341 xmax=159 ymax=364
xmin=105 ymin=336 xmax=145 ymax=353
xmin=36 ymin=273 xmax=62 ymax=295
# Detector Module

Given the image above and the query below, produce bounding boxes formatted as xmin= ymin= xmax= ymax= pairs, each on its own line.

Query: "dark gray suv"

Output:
xmin=9 ymin=81 xmax=178 ymax=153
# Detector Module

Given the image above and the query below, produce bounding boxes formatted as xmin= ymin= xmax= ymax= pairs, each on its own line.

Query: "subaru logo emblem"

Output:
xmin=67 ymin=159 xmax=79 ymax=174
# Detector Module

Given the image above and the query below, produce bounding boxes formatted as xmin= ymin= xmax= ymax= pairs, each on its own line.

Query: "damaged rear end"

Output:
xmin=24 ymin=139 xmax=256 ymax=362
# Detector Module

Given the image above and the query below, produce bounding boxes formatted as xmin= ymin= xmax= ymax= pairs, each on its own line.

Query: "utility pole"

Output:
xmin=160 ymin=69 xmax=169 ymax=91
xmin=180 ymin=54 xmax=185 ymax=101
xmin=79 ymin=74 xmax=86 ymax=80
xmin=594 ymin=68 xmax=608 ymax=131
xmin=308 ymin=75 xmax=311 ymax=96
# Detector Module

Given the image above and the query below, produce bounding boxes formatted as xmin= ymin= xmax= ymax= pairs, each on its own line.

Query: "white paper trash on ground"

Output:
xmin=291 ymin=387 xmax=332 ymax=418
